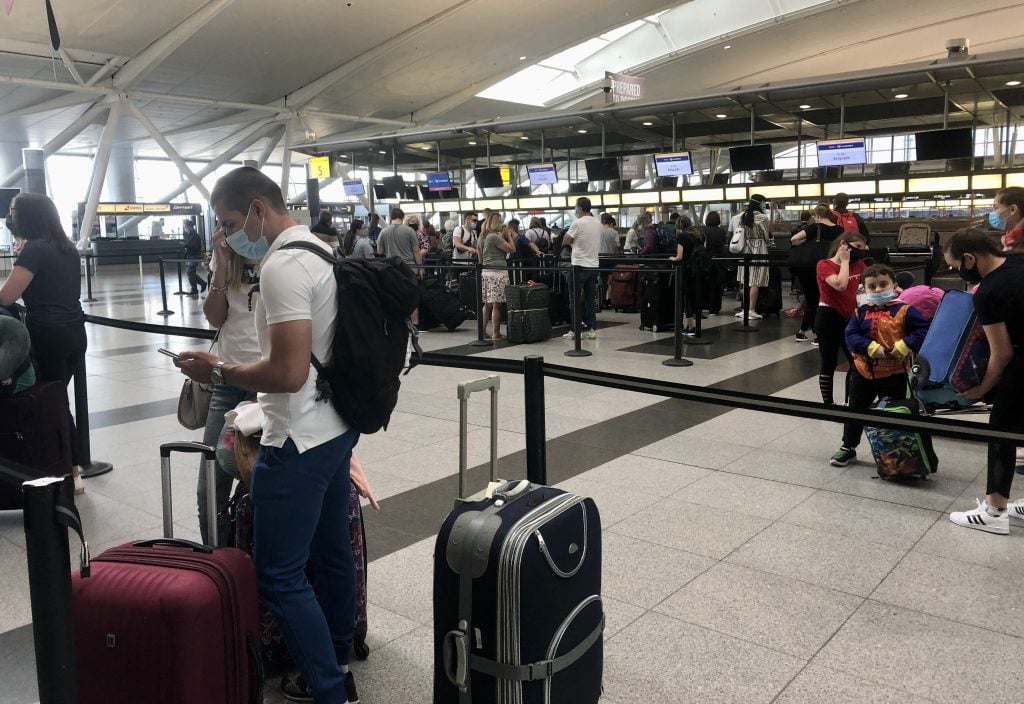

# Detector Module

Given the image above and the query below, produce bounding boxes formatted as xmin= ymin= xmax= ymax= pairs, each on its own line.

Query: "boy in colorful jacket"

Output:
xmin=828 ymin=264 xmax=930 ymax=467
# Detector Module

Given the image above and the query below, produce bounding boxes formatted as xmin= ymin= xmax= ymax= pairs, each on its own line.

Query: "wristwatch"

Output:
xmin=210 ymin=362 xmax=225 ymax=386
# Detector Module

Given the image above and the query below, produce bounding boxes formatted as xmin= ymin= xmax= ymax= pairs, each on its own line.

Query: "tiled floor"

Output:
xmin=1 ymin=264 xmax=1021 ymax=704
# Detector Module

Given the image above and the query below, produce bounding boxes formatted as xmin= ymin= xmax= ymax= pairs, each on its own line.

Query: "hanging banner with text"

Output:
xmin=605 ymin=71 xmax=645 ymax=105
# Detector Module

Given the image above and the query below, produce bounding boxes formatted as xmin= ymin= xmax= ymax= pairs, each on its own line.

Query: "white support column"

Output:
xmin=78 ymin=102 xmax=122 ymax=251
xmin=279 ymin=120 xmax=294 ymax=199
xmin=127 ymin=101 xmax=211 ymax=201
xmin=257 ymin=124 xmax=285 ymax=168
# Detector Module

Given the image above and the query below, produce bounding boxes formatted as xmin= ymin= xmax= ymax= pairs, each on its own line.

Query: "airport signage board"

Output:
xmin=605 ymin=71 xmax=645 ymax=105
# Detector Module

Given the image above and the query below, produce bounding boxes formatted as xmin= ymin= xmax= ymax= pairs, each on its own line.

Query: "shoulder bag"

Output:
xmin=728 ymin=226 xmax=747 ymax=254
xmin=788 ymin=224 xmax=830 ymax=268
xmin=177 ymin=334 xmax=218 ymax=430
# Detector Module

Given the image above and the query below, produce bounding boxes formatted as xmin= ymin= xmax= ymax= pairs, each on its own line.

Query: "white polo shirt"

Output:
xmin=254 ymin=225 xmax=349 ymax=452
xmin=566 ymin=214 xmax=602 ymax=268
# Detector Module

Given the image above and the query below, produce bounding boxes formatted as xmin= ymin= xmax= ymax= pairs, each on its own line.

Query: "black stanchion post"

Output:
xmin=174 ymin=259 xmax=187 ymax=296
xmin=685 ymin=258 xmax=713 ymax=345
xmin=82 ymin=253 xmax=97 ymax=303
xmin=157 ymin=258 xmax=174 ymax=317
xmin=663 ymin=260 xmax=693 ymax=367
xmin=74 ymin=357 xmax=113 ymax=478
xmin=523 ymin=355 xmax=547 ymax=485
xmin=735 ymin=253 xmax=757 ymax=332
xmin=565 ymin=264 xmax=592 ymax=358
xmin=469 ymin=258 xmax=492 ymax=347
xmin=23 ymin=475 xmax=80 ymax=704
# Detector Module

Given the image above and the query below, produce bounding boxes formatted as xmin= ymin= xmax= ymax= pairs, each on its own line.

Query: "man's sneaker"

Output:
xmin=829 ymin=446 xmax=857 ymax=467
xmin=585 ymin=330 xmax=597 ymax=340
xmin=280 ymin=674 xmax=313 ymax=702
xmin=562 ymin=330 xmax=575 ymax=339
xmin=811 ymin=338 xmax=820 ymax=347
xmin=1006 ymin=499 xmax=1024 ymax=524
xmin=949 ymin=499 xmax=1009 ymax=535
xmin=795 ymin=331 xmax=809 ymax=342
xmin=344 ymin=671 xmax=360 ymax=704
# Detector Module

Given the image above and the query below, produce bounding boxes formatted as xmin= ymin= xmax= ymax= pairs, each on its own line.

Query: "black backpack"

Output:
xmin=279 ymin=242 xmax=421 ymax=434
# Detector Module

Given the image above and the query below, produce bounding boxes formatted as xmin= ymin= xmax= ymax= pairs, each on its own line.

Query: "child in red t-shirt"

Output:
xmin=814 ymin=232 xmax=868 ymax=405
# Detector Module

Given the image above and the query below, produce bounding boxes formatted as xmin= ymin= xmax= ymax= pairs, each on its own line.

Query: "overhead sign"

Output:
xmin=621 ymin=154 xmax=648 ymax=179
xmin=308 ymin=156 xmax=331 ymax=180
xmin=654 ymin=152 xmax=694 ymax=177
xmin=93 ymin=202 xmax=202 ymax=215
xmin=343 ymin=180 xmax=366 ymax=197
xmin=527 ymin=164 xmax=558 ymax=186
xmin=605 ymin=71 xmax=645 ymax=105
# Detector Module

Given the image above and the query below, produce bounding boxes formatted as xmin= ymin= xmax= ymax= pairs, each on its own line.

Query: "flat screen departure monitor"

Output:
xmin=653 ymin=151 xmax=694 ymax=177
xmin=403 ymin=186 xmax=421 ymax=201
xmin=381 ymin=175 xmax=406 ymax=197
xmin=342 ymin=180 xmax=365 ymax=197
xmin=729 ymin=144 xmax=774 ymax=172
xmin=914 ymin=128 xmax=974 ymax=160
xmin=0 ymin=188 xmax=18 ymax=218
xmin=527 ymin=163 xmax=558 ymax=186
xmin=816 ymin=138 xmax=867 ymax=167
xmin=426 ymin=171 xmax=452 ymax=191
xmin=584 ymin=157 xmax=619 ymax=181
xmin=372 ymin=184 xmax=391 ymax=200
xmin=474 ymin=167 xmax=504 ymax=189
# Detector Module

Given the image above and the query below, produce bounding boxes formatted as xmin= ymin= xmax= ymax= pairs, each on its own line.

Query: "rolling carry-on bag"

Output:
xmin=506 ymin=282 xmax=552 ymax=343
xmin=0 ymin=380 xmax=73 ymax=509
xmin=755 ymin=266 xmax=784 ymax=318
xmin=864 ymin=397 xmax=938 ymax=479
xmin=911 ymin=290 xmax=989 ymax=413
xmin=72 ymin=442 xmax=262 ymax=704
xmin=640 ymin=271 xmax=674 ymax=332
xmin=609 ymin=264 xmax=641 ymax=312
xmin=420 ymin=276 xmax=469 ymax=331
xmin=434 ymin=375 xmax=605 ymax=704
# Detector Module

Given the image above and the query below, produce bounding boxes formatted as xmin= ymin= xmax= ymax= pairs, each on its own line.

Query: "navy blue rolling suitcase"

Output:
xmin=911 ymin=290 xmax=989 ymax=413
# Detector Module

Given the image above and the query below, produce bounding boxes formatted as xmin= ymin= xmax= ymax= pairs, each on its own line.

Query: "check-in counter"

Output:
xmin=90 ymin=238 xmax=185 ymax=265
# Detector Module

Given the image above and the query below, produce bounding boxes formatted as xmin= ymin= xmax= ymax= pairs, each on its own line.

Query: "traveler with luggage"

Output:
xmin=701 ymin=212 xmax=728 ymax=315
xmin=832 ymin=192 xmax=870 ymax=238
xmin=815 ymin=232 xmax=869 ymax=405
xmin=790 ymin=205 xmax=845 ymax=342
xmin=944 ymin=229 xmax=1024 ymax=534
xmin=176 ymin=167 xmax=363 ymax=704
xmin=0 ymin=193 xmax=86 ymax=494
xmin=452 ymin=212 xmax=479 ymax=261
xmin=311 ymin=210 xmax=340 ymax=247
xmin=183 ymin=219 xmax=208 ymax=296
xmin=366 ymin=212 xmax=382 ymax=251
xmin=480 ymin=212 xmax=514 ymax=340
xmin=623 ymin=216 xmax=644 ymax=253
xmin=828 ymin=264 xmax=929 ymax=467
xmin=562 ymin=196 xmax=603 ymax=340
xmin=343 ymin=219 xmax=374 ymax=259
xmin=524 ymin=216 xmax=550 ymax=253
xmin=668 ymin=225 xmax=703 ymax=335
xmin=731 ymin=194 xmax=771 ymax=320
xmin=197 ymin=221 xmax=261 ymax=546
xmin=990 ymin=186 xmax=1023 ymax=251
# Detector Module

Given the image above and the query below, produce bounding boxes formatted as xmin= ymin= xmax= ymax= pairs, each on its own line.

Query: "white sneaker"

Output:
xmin=1007 ymin=499 xmax=1024 ymax=524
xmin=949 ymin=499 xmax=1009 ymax=535
xmin=748 ymin=312 xmax=763 ymax=320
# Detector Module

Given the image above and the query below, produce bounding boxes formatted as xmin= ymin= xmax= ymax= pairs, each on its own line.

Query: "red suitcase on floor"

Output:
xmin=609 ymin=264 xmax=641 ymax=312
xmin=71 ymin=442 xmax=262 ymax=704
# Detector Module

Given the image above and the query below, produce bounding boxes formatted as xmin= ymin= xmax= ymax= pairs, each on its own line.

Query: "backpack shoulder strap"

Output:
xmin=279 ymin=240 xmax=337 ymax=265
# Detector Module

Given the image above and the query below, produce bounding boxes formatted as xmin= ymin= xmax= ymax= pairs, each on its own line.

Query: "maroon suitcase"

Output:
xmin=0 ymin=381 xmax=73 ymax=509
xmin=609 ymin=264 xmax=641 ymax=312
xmin=71 ymin=442 xmax=262 ymax=704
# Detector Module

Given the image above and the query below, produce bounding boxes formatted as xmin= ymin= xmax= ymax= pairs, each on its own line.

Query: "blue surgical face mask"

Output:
xmin=866 ymin=289 xmax=896 ymax=306
xmin=225 ymin=204 xmax=268 ymax=260
xmin=988 ymin=210 xmax=1005 ymax=230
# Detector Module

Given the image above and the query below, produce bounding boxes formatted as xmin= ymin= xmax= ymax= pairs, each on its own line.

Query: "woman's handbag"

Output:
xmin=177 ymin=378 xmax=212 ymax=430
xmin=788 ymin=224 xmax=830 ymax=268
xmin=728 ymin=226 xmax=747 ymax=254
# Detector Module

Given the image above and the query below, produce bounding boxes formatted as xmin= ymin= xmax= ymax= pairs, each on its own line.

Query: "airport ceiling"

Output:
xmin=0 ymin=0 xmax=1023 ymax=174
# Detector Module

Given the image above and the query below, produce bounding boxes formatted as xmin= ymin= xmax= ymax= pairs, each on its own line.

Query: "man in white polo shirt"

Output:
xmin=176 ymin=167 xmax=360 ymax=704
xmin=562 ymin=196 xmax=603 ymax=339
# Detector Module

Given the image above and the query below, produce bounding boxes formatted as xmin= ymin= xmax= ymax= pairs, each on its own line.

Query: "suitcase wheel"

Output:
xmin=353 ymin=639 xmax=370 ymax=660
xmin=652 ymin=325 xmax=660 ymax=333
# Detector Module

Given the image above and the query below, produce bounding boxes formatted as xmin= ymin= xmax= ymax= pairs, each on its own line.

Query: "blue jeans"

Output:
xmin=251 ymin=431 xmax=359 ymax=704
xmin=198 ymin=383 xmax=255 ymax=546
xmin=565 ymin=267 xmax=599 ymax=332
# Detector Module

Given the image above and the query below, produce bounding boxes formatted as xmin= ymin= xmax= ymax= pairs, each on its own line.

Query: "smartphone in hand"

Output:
xmin=157 ymin=348 xmax=182 ymax=361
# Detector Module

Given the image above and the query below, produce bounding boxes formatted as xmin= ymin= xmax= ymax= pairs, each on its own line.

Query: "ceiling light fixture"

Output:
xmin=894 ymin=93 xmax=909 ymax=99
xmin=723 ymin=45 xmax=732 ymax=50
xmin=468 ymin=141 xmax=477 ymax=145
xmin=578 ymin=129 xmax=588 ymax=134
xmin=1007 ymin=80 xmax=1022 ymax=86
xmin=716 ymin=114 xmax=727 ymax=119
xmin=799 ymin=104 xmax=811 ymax=109
xmin=521 ymin=136 xmax=529 ymax=140
xmin=642 ymin=121 xmax=653 ymax=126
xmin=519 ymin=56 xmax=527 ymax=60
xmin=378 ymin=150 xmax=386 ymax=154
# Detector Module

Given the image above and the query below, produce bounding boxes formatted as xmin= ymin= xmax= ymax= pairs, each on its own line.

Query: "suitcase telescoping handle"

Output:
xmin=159 ymin=442 xmax=218 ymax=545
xmin=456 ymin=375 xmax=500 ymax=501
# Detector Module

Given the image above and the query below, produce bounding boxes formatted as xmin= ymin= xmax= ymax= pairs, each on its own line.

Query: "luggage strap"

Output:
xmin=468 ymin=613 xmax=605 ymax=682
xmin=55 ymin=495 xmax=90 ymax=578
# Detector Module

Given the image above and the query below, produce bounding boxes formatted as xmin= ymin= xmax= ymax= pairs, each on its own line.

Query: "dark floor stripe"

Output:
xmin=89 ymin=398 xmax=180 ymax=429
xmin=362 ymin=348 xmax=821 ymax=558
